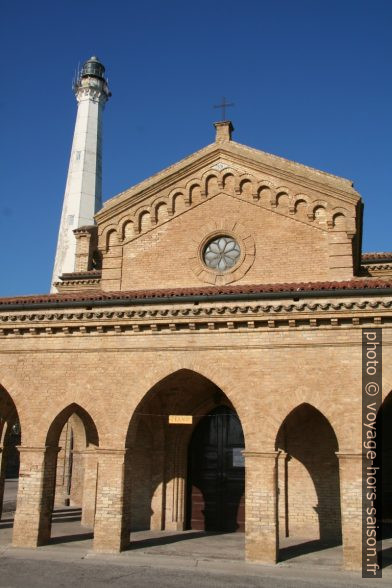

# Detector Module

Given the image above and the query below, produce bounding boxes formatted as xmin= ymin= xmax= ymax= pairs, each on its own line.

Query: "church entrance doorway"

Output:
xmin=186 ymin=406 xmax=245 ymax=532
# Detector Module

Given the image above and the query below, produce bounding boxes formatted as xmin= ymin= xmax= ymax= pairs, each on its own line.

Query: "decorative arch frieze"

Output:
xmin=100 ymin=226 xmax=119 ymax=252
xmin=98 ymin=165 xmax=358 ymax=259
xmin=275 ymin=186 xmax=293 ymax=207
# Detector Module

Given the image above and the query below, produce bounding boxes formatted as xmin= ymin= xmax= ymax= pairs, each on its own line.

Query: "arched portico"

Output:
xmin=376 ymin=389 xmax=392 ymax=568
xmin=0 ymin=385 xmax=20 ymax=522
xmin=93 ymin=369 xmax=247 ymax=554
xmin=12 ymin=403 xmax=99 ymax=548
xmin=126 ymin=369 xmax=243 ymax=533
xmin=275 ymin=403 xmax=342 ymax=556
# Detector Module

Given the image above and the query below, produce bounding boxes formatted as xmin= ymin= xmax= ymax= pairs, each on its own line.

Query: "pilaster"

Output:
xmin=277 ymin=450 xmax=288 ymax=538
xmin=81 ymin=449 xmax=98 ymax=527
xmin=328 ymin=230 xmax=354 ymax=280
xmin=336 ymin=452 xmax=363 ymax=570
xmin=12 ymin=446 xmax=60 ymax=547
xmin=93 ymin=448 xmax=129 ymax=553
xmin=244 ymin=450 xmax=279 ymax=564
xmin=74 ymin=225 xmax=98 ymax=273
xmin=150 ymin=448 xmax=165 ymax=530
xmin=0 ymin=446 xmax=6 ymax=519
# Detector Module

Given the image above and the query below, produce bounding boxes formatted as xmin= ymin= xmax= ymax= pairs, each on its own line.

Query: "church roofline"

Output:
xmin=362 ymin=252 xmax=392 ymax=263
xmin=97 ymin=142 xmax=219 ymax=215
xmin=97 ymin=134 xmax=360 ymax=223
xmin=230 ymin=140 xmax=355 ymax=189
xmin=0 ymin=278 xmax=390 ymax=311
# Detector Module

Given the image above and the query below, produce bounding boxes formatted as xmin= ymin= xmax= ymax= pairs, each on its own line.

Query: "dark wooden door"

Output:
xmin=187 ymin=406 xmax=245 ymax=532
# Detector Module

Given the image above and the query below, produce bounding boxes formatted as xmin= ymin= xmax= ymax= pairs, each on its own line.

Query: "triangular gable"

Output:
xmin=96 ymin=123 xmax=362 ymax=292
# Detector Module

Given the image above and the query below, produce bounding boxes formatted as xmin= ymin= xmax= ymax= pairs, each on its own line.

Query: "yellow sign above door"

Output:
xmin=169 ymin=415 xmax=193 ymax=425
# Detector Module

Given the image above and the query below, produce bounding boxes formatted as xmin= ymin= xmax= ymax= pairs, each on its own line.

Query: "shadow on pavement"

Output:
xmin=380 ymin=546 xmax=392 ymax=569
xmin=279 ymin=538 xmax=341 ymax=562
xmin=49 ymin=532 xmax=93 ymax=545
xmin=0 ymin=520 xmax=14 ymax=529
xmin=127 ymin=531 xmax=229 ymax=551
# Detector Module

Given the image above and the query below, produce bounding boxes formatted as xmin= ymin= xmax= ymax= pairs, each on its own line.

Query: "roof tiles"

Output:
xmin=0 ymin=278 xmax=391 ymax=307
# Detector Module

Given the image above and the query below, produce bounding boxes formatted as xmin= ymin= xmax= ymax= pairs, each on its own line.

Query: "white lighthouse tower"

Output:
xmin=51 ymin=56 xmax=111 ymax=292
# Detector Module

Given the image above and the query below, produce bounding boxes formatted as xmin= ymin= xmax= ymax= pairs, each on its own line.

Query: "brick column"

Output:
xmin=244 ymin=450 xmax=279 ymax=564
xmin=74 ymin=226 xmax=97 ymax=273
xmin=69 ymin=450 xmax=84 ymax=506
xmin=81 ymin=449 xmax=98 ymax=527
xmin=0 ymin=446 xmax=5 ymax=519
xmin=12 ymin=446 xmax=60 ymax=547
xmin=93 ymin=449 xmax=129 ymax=553
xmin=277 ymin=450 xmax=288 ymax=538
xmin=54 ymin=424 xmax=71 ymax=506
xmin=336 ymin=452 xmax=363 ymax=570
xmin=150 ymin=448 xmax=165 ymax=530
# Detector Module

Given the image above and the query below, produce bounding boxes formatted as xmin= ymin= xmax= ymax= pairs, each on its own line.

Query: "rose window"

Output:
xmin=203 ymin=236 xmax=241 ymax=271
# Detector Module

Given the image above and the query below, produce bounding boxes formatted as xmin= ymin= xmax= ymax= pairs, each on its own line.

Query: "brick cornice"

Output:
xmin=362 ymin=252 xmax=392 ymax=263
xmin=0 ymin=297 xmax=390 ymax=338
xmin=362 ymin=263 xmax=392 ymax=271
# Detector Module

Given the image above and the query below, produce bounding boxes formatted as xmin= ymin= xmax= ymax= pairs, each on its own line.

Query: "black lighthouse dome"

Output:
xmin=81 ymin=56 xmax=105 ymax=80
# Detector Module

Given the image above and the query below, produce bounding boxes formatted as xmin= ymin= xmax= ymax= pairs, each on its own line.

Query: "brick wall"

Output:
xmin=276 ymin=403 xmax=341 ymax=542
xmin=0 ymin=304 xmax=391 ymax=569
xmin=119 ymin=194 xmax=331 ymax=291
xmin=130 ymin=419 xmax=153 ymax=530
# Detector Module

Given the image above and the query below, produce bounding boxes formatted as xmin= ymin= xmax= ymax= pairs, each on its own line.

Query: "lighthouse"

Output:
xmin=51 ymin=56 xmax=111 ymax=292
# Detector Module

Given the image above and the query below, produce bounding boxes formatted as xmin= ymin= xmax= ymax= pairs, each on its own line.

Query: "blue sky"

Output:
xmin=1 ymin=0 xmax=391 ymax=296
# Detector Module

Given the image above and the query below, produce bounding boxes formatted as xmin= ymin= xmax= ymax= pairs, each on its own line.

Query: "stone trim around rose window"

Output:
xmin=188 ymin=220 xmax=256 ymax=285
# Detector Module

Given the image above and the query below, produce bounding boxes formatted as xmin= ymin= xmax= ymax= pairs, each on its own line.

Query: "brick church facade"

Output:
xmin=0 ymin=119 xmax=391 ymax=571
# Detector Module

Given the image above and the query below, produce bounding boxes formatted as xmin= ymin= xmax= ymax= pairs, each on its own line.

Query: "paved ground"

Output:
xmin=1 ymin=480 xmax=392 ymax=587
xmin=0 ymin=554 xmax=389 ymax=588
xmin=0 ymin=508 xmax=348 ymax=569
